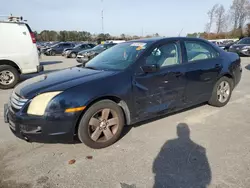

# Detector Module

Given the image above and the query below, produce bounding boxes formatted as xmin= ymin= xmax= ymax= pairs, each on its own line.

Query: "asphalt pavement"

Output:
xmin=0 ymin=55 xmax=250 ymax=188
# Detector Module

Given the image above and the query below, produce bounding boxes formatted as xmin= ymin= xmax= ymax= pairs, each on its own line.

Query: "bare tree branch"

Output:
xmin=215 ymin=5 xmax=226 ymax=33
xmin=230 ymin=0 xmax=250 ymax=33
xmin=205 ymin=4 xmax=219 ymax=33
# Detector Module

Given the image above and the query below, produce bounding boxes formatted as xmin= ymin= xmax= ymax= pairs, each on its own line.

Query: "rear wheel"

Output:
xmin=78 ymin=100 xmax=125 ymax=149
xmin=0 ymin=65 xmax=20 ymax=89
xmin=209 ymin=76 xmax=233 ymax=107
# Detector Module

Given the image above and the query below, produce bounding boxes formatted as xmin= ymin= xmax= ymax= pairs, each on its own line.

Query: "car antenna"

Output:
xmin=178 ymin=28 xmax=184 ymax=37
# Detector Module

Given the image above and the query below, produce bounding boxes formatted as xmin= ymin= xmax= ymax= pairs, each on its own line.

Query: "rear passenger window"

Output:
xmin=184 ymin=41 xmax=218 ymax=62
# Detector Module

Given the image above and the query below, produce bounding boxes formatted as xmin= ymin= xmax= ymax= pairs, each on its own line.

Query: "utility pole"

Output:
xmin=101 ymin=0 xmax=104 ymax=34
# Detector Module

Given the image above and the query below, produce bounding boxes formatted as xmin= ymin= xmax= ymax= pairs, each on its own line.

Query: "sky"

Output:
xmin=0 ymin=0 xmax=232 ymax=36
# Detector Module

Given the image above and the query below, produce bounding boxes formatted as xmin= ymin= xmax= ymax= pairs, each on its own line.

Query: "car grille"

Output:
xmin=10 ymin=92 xmax=28 ymax=111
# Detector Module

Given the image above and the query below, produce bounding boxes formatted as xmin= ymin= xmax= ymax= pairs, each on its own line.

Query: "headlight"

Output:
xmin=229 ymin=46 xmax=233 ymax=49
xmin=27 ymin=91 xmax=62 ymax=116
xmin=242 ymin=46 xmax=250 ymax=49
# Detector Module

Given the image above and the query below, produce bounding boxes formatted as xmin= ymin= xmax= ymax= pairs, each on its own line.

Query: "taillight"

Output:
xmin=30 ymin=32 xmax=36 ymax=43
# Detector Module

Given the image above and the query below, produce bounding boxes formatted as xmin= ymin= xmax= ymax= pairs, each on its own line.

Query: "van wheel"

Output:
xmin=78 ymin=100 xmax=125 ymax=149
xmin=0 ymin=65 xmax=20 ymax=89
xmin=209 ymin=76 xmax=233 ymax=107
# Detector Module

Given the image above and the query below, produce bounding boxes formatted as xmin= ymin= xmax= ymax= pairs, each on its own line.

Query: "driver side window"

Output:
xmin=146 ymin=42 xmax=180 ymax=68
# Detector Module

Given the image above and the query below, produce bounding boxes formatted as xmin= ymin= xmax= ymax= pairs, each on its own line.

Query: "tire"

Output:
xmin=70 ymin=53 xmax=77 ymax=58
xmin=78 ymin=100 xmax=125 ymax=149
xmin=0 ymin=65 xmax=20 ymax=89
xmin=208 ymin=76 xmax=233 ymax=107
xmin=50 ymin=50 xmax=56 ymax=56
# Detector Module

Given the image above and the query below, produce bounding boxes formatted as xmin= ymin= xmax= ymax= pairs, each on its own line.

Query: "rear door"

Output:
xmin=182 ymin=40 xmax=222 ymax=104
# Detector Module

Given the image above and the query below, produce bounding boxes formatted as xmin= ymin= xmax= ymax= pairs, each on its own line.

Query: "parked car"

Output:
xmin=76 ymin=43 xmax=116 ymax=65
xmin=229 ymin=37 xmax=250 ymax=56
xmin=40 ymin=42 xmax=59 ymax=54
xmin=4 ymin=37 xmax=242 ymax=148
xmin=223 ymin=41 xmax=237 ymax=51
xmin=63 ymin=43 xmax=96 ymax=58
xmin=44 ymin=42 xmax=75 ymax=56
xmin=0 ymin=16 xmax=43 ymax=89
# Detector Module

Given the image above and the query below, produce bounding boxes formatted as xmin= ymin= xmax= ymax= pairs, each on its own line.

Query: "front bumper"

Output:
xmin=4 ymin=104 xmax=79 ymax=143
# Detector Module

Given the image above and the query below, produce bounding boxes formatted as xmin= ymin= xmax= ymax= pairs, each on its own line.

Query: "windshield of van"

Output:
xmin=85 ymin=42 xmax=149 ymax=71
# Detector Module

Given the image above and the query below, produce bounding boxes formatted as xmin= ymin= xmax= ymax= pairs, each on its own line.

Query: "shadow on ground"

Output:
xmin=245 ymin=64 xmax=250 ymax=70
xmin=152 ymin=123 xmax=211 ymax=188
xmin=40 ymin=61 xmax=62 ymax=66
xmin=0 ymin=148 xmax=32 ymax=188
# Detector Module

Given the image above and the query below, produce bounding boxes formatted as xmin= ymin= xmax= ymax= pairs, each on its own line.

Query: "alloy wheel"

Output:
xmin=217 ymin=81 xmax=230 ymax=103
xmin=88 ymin=108 xmax=119 ymax=142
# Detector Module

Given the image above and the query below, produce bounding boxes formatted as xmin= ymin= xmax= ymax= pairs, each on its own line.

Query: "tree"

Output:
xmin=205 ymin=4 xmax=219 ymax=33
xmin=120 ymin=34 xmax=126 ymax=39
xmin=230 ymin=0 xmax=250 ymax=34
xmin=153 ymin=33 xmax=160 ymax=37
xmin=215 ymin=5 xmax=226 ymax=33
xmin=186 ymin=33 xmax=198 ymax=38
xmin=246 ymin=23 xmax=250 ymax=36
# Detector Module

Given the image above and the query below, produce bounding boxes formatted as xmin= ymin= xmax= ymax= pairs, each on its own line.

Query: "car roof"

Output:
xmin=129 ymin=37 xmax=208 ymax=43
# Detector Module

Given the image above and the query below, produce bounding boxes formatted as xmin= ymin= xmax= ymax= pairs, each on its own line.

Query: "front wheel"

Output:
xmin=70 ymin=53 xmax=77 ymax=58
xmin=50 ymin=50 xmax=56 ymax=56
xmin=0 ymin=65 xmax=20 ymax=89
xmin=209 ymin=77 xmax=233 ymax=107
xmin=78 ymin=100 xmax=125 ymax=149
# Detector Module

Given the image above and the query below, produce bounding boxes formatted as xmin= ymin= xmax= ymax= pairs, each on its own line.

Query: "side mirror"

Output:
xmin=141 ymin=64 xmax=159 ymax=73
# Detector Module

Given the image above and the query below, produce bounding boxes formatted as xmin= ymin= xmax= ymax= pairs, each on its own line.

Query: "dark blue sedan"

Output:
xmin=4 ymin=37 xmax=242 ymax=148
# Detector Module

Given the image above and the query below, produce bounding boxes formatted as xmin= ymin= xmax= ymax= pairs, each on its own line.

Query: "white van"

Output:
xmin=0 ymin=16 xmax=43 ymax=89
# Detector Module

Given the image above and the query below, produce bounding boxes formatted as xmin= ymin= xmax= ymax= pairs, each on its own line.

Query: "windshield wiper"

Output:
xmin=85 ymin=66 xmax=98 ymax=70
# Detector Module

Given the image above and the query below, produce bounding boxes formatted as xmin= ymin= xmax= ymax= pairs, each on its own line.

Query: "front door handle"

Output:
xmin=174 ymin=72 xmax=183 ymax=77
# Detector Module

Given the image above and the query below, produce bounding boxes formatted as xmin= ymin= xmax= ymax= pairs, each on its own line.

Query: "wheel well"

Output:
xmin=222 ymin=73 xmax=234 ymax=87
xmin=0 ymin=60 xmax=21 ymax=73
xmin=74 ymin=96 xmax=131 ymax=135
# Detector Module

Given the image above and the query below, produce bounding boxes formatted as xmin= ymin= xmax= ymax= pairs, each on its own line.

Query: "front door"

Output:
xmin=182 ymin=40 xmax=223 ymax=104
xmin=133 ymin=41 xmax=188 ymax=119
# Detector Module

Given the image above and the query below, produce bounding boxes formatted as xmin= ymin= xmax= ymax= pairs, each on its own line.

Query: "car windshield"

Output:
xmin=85 ymin=42 xmax=149 ymax=71
xmin=92 ymin=44 xmax=105 ymax=50
xmin=237 ymin=38 xmax=250 ymax=44
xmin=51 ymin=43 xmax=60 ymax=48
xmin=74 ymin=44 xmax=83 ymax=49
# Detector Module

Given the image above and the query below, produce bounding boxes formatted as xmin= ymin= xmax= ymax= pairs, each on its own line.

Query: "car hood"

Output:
xmin=15 ymin=67 xmax=117 ymax=99
xmin=78 ymin=49 xmax=98 ymax=55
xmin=231 ymin=44 xmax=248 ymax=49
